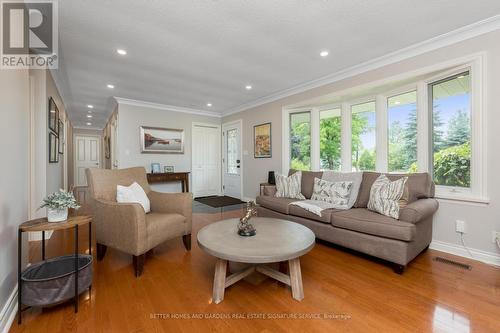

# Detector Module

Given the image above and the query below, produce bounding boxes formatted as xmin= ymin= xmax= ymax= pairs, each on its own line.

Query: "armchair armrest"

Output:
xmin=148 ymin=191 xmax=193 ymax=234
xmin=399 ymin=198 xmax=439 ymax=224
xmin=262 ymin=184 xmax=277 ymax=196
xmin=92 ymin=199 xmax=147 ymax=255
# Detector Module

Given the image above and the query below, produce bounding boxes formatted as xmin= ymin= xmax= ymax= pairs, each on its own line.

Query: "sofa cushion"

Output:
xmin=256 ymin=196 xmax=298 ymax=214
xmin=289 ymin=170 xmax=323 ymax=199
xmin=275 ymin=172 xmax=305 ymax=199
xmin=289 ymin=204 xmax=340 ymax=224
xmin=331 ymin=208 xmax=416 ymax=241
xmin=355 ymin=172 xmax=434 ymax=208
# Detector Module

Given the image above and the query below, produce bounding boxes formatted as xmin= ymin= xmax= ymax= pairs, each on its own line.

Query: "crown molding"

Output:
xmin=222 ymin=14 xmax=500 ymax=116
xmin=114 ymin=97 xmax=222 ymax=118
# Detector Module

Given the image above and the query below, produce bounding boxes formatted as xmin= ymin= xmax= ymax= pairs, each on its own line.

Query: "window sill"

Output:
xmin=435 ymin=194 xmax=490 ymax=205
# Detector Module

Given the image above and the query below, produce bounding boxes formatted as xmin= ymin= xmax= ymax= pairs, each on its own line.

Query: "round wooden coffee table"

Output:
xmin=197 ymin=217 xmax=315 ymax=304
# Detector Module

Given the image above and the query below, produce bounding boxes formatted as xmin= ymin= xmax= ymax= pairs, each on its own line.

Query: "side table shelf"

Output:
xmin=17 ymin=215 xmax=92 ymax=325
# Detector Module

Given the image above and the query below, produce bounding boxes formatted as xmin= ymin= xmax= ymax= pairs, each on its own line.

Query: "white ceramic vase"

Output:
xmin=47 ymin=207 xmax=68 ymax=222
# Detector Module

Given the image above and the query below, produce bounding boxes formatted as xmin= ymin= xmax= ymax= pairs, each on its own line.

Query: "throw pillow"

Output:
xmin=321 ymin=171 xmax=362 ymax=209
xmin=116 ymin=182 xmax=151 ymax=213
xmin=367 ymin=174 xmax=408 ymax=219
xmin=275 ymin=171 xmax=306 ymax=199
xmin=311 ymin=178 xmax=353 ymax=209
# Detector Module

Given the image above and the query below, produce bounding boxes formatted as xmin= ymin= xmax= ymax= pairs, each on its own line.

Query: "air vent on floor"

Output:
xmin=433 ymin=256 xmax=471 ymax=270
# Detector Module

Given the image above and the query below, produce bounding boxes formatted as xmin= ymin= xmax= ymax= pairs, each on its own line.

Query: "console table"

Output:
xmin=147 ymin=172 xmax=190 ymax=192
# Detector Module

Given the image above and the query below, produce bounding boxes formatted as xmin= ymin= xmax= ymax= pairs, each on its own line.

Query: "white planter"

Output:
xmin=47 ymin=207 xmax=68 ymax=223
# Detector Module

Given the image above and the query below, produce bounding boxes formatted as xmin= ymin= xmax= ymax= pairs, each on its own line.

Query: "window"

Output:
xmin=387 ymin=91 xmax=417 ymax=172
xmin=290 ymin=112 xmax=311 ymax=170
xmin=430 ymin=72 xmax=471 ymax=188
xmin=226 ymin=128 xmax=238 ymax=174
xmin=320 ymin=108 xmax=341 ymax=171
xmin=351 ymin=102 xmax=376 ymax=171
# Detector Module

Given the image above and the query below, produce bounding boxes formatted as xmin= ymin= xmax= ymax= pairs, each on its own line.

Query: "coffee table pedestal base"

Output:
xmin=212 ymin=257 xmax=304 ymax=304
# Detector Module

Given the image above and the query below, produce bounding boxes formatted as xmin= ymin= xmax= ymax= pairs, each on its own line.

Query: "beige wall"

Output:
xmin=0 ymin=69 xmax=29 ymax=331
xmin=117 ymin=103 xmax=221 ymax=192
xmin=223 ymin=30 xmax=500 ymax=259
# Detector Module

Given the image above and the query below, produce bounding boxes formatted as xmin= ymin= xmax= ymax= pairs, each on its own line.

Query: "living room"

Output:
xmin=1 ymin=1 xmax=500 ymax=332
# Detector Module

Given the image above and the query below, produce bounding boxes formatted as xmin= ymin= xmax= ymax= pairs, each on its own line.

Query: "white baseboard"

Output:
xmin=0 ymin=286 xmax=17 ymax=333
xmin=430 ymin=240 xmax=500 ymax=267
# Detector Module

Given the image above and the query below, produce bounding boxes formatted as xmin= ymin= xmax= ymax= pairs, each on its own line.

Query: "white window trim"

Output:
xmin=282 ymin=53 xmax=488 ymax=203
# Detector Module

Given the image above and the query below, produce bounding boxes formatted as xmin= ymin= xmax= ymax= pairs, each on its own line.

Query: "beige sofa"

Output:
xmin=86 ymin=167 xmax=192 ymax=276
xmin=256 ymin=171 xmax=438 ymax=273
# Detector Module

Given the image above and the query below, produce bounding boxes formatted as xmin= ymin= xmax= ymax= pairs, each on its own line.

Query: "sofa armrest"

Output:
xmin=92 ymin=199 xmax=147 ymax=255
xmin=148 ymin=191 xmax=193 ymax=234
xmin=399 ymin=198 xmax=439 ymax=223
xmin=262 ymin=184 xmax=277 ymax=196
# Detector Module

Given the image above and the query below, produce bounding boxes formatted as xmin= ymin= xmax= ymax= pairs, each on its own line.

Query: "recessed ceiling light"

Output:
xmin=320 ymin=50 xmax=329 ymax=57
xmin=107 ymin=84 xmax=115 ymax=89
xmin=245 ymin=85 xmax=252 ymax=90
xmin=86 ymin=122 xmax=92 ymax=126
xmin=87 ymin=104 xmax=94 ymax=109
xmin=116 ymin=49 xmax=127 ymax=55
xmin=394 ymin=101 xmax=401 ymax=105
xmin=206 ymin=103 xmax=212 ymax=107
xmin=87 ymin=114 xmax=92 ymax=118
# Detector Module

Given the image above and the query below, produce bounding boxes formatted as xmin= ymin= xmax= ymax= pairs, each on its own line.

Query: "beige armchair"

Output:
xmin=86 ymin=167 xmax=192 ymax=276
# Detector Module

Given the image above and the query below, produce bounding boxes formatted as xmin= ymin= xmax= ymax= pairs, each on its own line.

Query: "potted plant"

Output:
xmin=40 ymin=189 xmax=80 ymax=222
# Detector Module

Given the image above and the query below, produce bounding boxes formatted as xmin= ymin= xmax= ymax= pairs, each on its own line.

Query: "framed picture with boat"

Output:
xmin=140 ymin=126 xmax=185 ymax=154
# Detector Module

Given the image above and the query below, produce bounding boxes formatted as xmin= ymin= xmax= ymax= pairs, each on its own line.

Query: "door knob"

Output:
xmin=236 ymin=159 xmax=240 ymax=163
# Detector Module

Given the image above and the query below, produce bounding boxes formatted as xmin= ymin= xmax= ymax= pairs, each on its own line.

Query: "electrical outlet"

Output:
xmin=455 ymin=220 xmax=466 ymax=233
xmin=492 ymin=231 xmax=500 ymax=243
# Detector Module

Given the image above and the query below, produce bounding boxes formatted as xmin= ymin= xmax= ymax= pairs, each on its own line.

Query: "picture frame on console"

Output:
xmin=254 ymin=122 xmax=272 ymax=158
xmin=140 ymin=126 xmax=185 ymax=154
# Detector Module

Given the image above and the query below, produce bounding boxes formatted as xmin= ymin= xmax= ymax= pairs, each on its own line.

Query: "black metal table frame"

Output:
xmin=17 ymin=221 xmax=92 ymax=324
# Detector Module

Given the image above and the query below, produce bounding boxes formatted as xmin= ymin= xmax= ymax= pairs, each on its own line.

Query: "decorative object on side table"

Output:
xmin=254 ymin=122 xmax=272 ymax=158
xmin=238 ymin=201 xmax=257 ymax=236
xmin=164 ymin=165 xmax=174 ymax=173
xmin=40 ymin=189 xmax=80 ymax=222
xmin=268 ymin=171 xmax=276 ymax=185
xmin=151 ymin=163 xmax=161 ymax=173
xmin=140 ymin=126 xmax=185 ymax=154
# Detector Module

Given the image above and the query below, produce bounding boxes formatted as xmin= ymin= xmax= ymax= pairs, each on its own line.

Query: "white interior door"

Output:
xmin=192 ymin=124 xmax=221 ymax=197
xmin=222 ymin=121 xmax=242 ymax=199
xmin=74 ymin=135 xmax=101 ymax=186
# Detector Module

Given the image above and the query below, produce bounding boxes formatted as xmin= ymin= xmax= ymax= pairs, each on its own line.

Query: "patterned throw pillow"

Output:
xmin=368 ymin=174 xmax=409 ymax=219
xmin=275 ymin=171 xmax=306 ymax=199
xmin=311 ymin=178 xmax=353 ymax=209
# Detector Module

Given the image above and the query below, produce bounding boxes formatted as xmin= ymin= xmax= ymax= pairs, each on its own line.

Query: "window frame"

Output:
xmin=282 ymin=54 xmax=486 ymax=203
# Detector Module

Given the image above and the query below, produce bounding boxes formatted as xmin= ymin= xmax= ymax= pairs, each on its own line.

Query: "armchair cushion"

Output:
xmin=146 ymin=213 xmax=186 ymax=249
xmin=148 ymin=191 xmax=193 ymax=235
xmin=117 ymin=182 xmax=151 ymax=213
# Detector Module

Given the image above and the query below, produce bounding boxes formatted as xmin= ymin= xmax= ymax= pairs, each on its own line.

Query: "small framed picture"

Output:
xmin=164 ymin=166 xmax=174 ymax=173
xmin=49 ymin=132 xmax=59 ymax=163
xmin=48 ymin=97 xmax=59 ymax=134
xmin=151 ymin=163 xmax=161 ymax=173
xmin=58 ymin=119 xmax=64 ymax=154
xmin=254 ymin=122 xmax=272 ymax=158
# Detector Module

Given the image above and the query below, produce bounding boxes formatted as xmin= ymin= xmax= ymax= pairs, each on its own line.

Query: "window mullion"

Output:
xmin=341 ymin=102 xmax=351 ymax=172
xmin=376 ymin=94 xmax=387 ymax=172
xmin=417 ymin=81 xmax=429 ymax=172
xmin=310 ymin=108 xmax=320 ymax=171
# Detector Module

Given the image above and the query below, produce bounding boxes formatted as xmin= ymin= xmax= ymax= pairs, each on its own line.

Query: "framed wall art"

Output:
xmin=140 ymin=126 xmax=184 ymax=154
xmin=254 ymin=122 xmax=272 ymax=158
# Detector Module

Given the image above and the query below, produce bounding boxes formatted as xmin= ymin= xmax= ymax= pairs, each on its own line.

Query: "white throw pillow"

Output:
xmin=321 ymin=171 xmax=362 ymax=209
xmin=311 ymin=178 xmax=353 ymax=209
xmin=275 ymin=171 xmax=305 ymax=199
xmin=367 ymin=175 xmax=408 ymax=219
xmin=116 ymin=182 xmax=151 ymax=213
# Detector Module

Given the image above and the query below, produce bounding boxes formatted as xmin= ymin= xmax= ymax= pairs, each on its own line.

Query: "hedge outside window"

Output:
xmin=351 ymin=101 xmax=376 ymax=171
xmin=320 ymin=108 xmax=342 ymax=171
xmin=290 ymin=112 xmax=311 ymax=171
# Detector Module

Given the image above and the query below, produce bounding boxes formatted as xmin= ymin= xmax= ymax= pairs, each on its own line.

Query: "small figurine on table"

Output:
xmin=238 ymin=201 xmax=257 ymax=236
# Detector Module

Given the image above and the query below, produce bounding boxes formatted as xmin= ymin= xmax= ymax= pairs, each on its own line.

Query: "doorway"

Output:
xmin=192 ymin=123 xmax=221 ymax=198
xmin=222 ymin=120 xmax=242 ymax=199
xmin=74 ymin=135 xmax=101 ymax=186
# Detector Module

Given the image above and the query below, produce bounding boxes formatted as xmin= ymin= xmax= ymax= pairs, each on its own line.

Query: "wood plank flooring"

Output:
xmin=10 ymin=204 xmax=500 ymax=333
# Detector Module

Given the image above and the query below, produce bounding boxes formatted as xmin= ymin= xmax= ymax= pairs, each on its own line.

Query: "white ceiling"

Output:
xmin=54 ymin=0 xmax=500 ymax=129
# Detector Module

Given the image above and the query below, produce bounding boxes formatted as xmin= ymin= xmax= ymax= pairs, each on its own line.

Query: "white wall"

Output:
xmin=223 ymin=30 xmax=500 ymax=262
xmin=117 ymin=103 xmax=221 ymax=192
xmin=0 ymin=70 xmax=29 ymax=332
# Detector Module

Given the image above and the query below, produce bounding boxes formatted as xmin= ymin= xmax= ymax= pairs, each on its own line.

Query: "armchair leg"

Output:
xmin=133 ymin=254 xmax=145 ymax=277
xmin=96 ymin=243 xmax=107 ymax=261
xmin=393 ymin=264 xmax=406 ymax=274
xmin=182 ymin=234 xmax=191 ymax=251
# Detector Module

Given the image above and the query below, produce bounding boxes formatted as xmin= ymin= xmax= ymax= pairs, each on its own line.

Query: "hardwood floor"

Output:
xmin=11 ymin=204 xmax=500 ymax=333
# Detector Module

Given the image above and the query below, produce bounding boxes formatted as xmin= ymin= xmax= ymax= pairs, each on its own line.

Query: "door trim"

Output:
xmin=221 ymin=119 xmax=243 ymax=199
xmin=73 ymin=134 xmax=102 ymax=186
xmin=191 ymin=122 xmax=222 ymax=197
